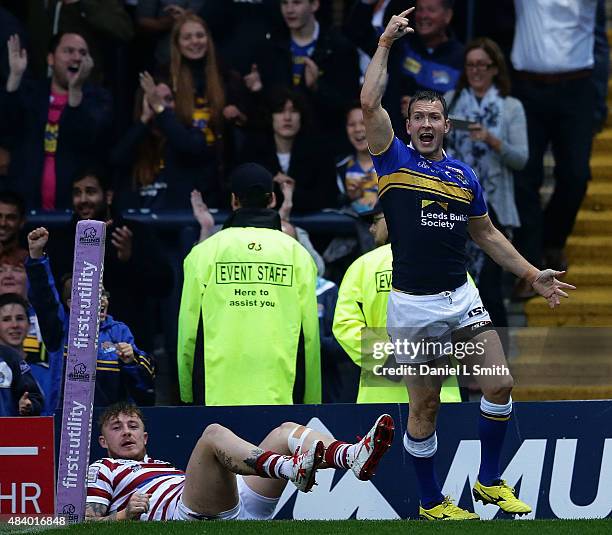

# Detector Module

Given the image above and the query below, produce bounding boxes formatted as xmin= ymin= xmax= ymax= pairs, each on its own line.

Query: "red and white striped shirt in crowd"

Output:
xmin=87 ymin=455 xmax=186 ymax=520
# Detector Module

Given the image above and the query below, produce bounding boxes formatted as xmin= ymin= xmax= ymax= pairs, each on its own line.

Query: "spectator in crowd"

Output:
xmin=445 ymin=37 xmax=528 ymax=327
xmin=112 ymin=72 xmax=225 ymax=210
xmin=198 ymin=0 xmax=283 ymax=75
xmin=0 ymin=248 xmax=50 ymax=367
xmin=0 ymin=249 xmax=27 ymax=297
xmin=322 ymin=103 xmax=380 ymax=282
xmin=27 ymin=226 xmax=156 ymax=408
xmin=0 ymin=349 xmax=42 ymax=416
xmin=240 ymin=88 xmax=337 ymax=212
xmin=0 ymin=292 xmax=55 ymax=414
xmin=0 ymin=190 xmax=25 ymax=254
xmin=345 ymin=0 xmax=463 ymax=135
xmin=136 ymin=0 xmax=206 ymax=67
xmin=336 ymin=103 xmax=378 ymax=214
xmin=511 ymin=0 xmax=597 ymax=296
xmin=44 ymin=168 xmax=174 ymax=353
xmin=13 ymin=0 xmax=133 ymax=83
xmin=255 ymin=0 xmax=361 ymax=139
xmin=0 ymin=32 xmax=112 ymax=211
xmin=178 ymin=163 xmax=321 ymax=406
xmin=333 ymin=202 xmax=462 ymax=403
xmin=161 ymin=12 xmax=253 ymax=205
xmin=396 ymin=0 xmax=463 ymax=95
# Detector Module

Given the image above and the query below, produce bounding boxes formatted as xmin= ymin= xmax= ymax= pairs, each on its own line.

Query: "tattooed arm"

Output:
xmin=86 ymin=493 xmax=149 ymax=521
xmin=85 ymin=502 xmax=124 ymax=521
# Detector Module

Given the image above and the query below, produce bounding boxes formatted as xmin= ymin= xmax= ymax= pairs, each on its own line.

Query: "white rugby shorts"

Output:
xmin=173 ymin=476 xmax=279 ymax=521
xmin=387 ymin=281 xmax=492 ymax=364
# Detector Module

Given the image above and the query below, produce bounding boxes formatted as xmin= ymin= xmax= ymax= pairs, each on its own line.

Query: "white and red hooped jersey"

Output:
xmin=87 ymin=455 xmax=186 ymax=520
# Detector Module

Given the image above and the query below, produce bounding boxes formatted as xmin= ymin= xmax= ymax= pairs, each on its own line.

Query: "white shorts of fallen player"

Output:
xmin=174 ymin=476 xmax=279 ymax=521
xmin=387 ymin=280 xmax=492 ymax=365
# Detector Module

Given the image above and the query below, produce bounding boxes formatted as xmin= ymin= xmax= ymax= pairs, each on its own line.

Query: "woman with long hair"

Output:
xmin=445 ymin=37 xmax=528 ymax=326
xmin=168 ymin=12 xmax=251 ymax=172
xmin=239 ymin=88 xmax=336 ymax=213
xmin=111 ymin=72 xmax=223 ymax=209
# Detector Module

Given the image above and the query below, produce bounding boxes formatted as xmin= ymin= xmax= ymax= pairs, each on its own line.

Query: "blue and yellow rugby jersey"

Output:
xmin=371 ymin=137 xmax=488 ymax=293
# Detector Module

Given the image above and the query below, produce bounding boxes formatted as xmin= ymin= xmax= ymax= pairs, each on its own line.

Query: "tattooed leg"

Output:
xmin=181 ymin=424 xmax=283 ymax=516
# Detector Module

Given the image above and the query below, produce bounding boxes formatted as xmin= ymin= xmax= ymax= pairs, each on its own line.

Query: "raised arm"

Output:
xmin=360 ymin=8 xmax=414 ymax=154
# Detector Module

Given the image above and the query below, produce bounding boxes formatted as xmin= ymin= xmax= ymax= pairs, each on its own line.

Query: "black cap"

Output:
xmin=230 ymin=163 xmax=273 ymax=197
xmin=359 ymin=200 xmax=384 ymax=222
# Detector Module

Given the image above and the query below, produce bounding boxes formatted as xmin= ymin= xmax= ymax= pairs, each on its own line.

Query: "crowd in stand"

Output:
xmin=0 ymin=0 xmax=607 ymax=414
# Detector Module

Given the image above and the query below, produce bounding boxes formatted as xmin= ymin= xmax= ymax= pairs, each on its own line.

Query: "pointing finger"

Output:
xmin=398 ymin=7 xmax=415 ymax=18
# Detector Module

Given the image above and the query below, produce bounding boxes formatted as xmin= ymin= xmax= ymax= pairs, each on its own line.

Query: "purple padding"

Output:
xmin=55 ymin=220 xmax=106 ymax=522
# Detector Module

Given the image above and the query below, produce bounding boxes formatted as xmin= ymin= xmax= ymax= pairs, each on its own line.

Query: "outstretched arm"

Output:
xmin=468 ymin=215 xmax=576 ymax=308
xmin=360 ymin=8 xmax=414 ymax=154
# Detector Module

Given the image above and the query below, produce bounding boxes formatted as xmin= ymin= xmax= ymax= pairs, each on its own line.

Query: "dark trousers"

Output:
xmin=513 ymin=75 xmax=594 ymax=266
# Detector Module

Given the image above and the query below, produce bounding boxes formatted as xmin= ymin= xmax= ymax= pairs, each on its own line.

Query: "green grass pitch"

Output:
xmin=2 ymin=519 xmax=612 ymax=535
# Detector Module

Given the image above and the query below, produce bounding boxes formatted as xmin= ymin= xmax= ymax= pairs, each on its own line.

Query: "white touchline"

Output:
xmin=0 ymin=447 xmax=38 ymax=455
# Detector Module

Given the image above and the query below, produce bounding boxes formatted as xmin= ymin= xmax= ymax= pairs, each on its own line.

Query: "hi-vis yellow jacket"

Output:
xmin=333 ymin=244 xmax=462 ymax=403
xmin=178 ymin=225 xmax=321 ymax=406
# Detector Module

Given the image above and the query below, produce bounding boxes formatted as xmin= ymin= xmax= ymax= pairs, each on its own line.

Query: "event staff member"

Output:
xmin=333 ymin=203 xmax=461 ymax=404
xmin=177 ymin=163 xmax=321 ymax=406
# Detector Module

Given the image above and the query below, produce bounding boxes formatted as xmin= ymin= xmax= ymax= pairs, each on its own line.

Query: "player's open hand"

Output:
xmin=125 ymin=492 xmax=150 ymax=520
xmin=27 ymin=227 xmax=49 ymax=260
xmin=532 ymin=269 xmax=576 ymax=309
xmin=380 ymin=8 xmax=415 ymax=45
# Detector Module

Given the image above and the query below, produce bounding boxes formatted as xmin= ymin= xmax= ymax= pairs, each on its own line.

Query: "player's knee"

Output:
xmin=279 ymin=421 xmax=300 ymax=435
xmin=268 ymin=421 xmax=300 ymax=444
xmin=200 ymin=423 xmax=228 ymax=444
xmin=482 ymin=378 xmax=514 ymax=403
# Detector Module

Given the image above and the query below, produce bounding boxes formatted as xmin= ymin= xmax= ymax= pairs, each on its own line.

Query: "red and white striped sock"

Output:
xmin=324 ymin=441 xmax=357 ymax=469
xmin=254 ymin=451 xmax=294 ymax=480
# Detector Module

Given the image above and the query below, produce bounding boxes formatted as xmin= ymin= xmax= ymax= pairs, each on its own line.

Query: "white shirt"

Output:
xmin=511 ymin=0 xmax=596 ymax=73
xmin=277 ymin=152 xmax=291 ymax=174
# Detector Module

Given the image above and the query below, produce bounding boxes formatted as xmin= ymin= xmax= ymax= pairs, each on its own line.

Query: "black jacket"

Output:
xmin=256 ymin=26 xmax=361 ymax=136
xmin=0 ymin=79 xmax=112 ymax=210
xmin=239 ymin=130 xmax=339 ymax=213
xmin=111 ymin=109 xmax=223 ymax=210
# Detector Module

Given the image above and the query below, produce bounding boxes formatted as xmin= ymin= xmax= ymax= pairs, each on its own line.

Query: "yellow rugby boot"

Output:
xmin=473 ymin=479 xmax=532 ymax=515
xmin=419 ymin=496 xmax=480 ymax=520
